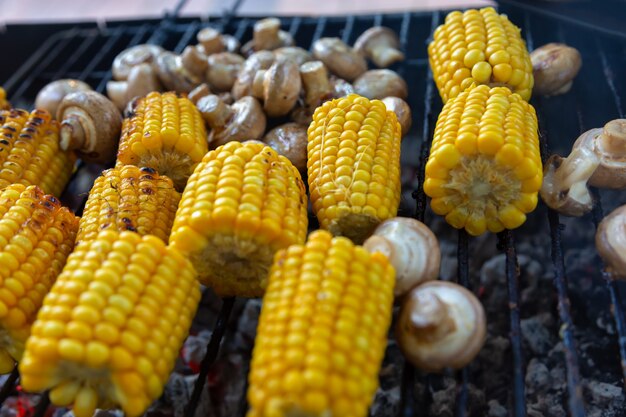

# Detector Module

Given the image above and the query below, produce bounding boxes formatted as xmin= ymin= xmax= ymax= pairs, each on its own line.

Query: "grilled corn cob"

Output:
xmin=246 ymin=230 xmax=395 ymax=417
xmin=424 ymin=85 xmax=541 ymax=236
xmin=169 ymin=141 xmax=308 ymax=297
xmin=20 ymin=230 xmax=201 ymax=417
xmin=307 ymin=94 xmax=402 ymax=244
xmin=0 ymin=88 xmax=9 ymax=110
xmin=428 ymin=7 xmax=533 ymax=103
xmin=0 ymin=109 xmax=76 ymax=197
xmin=117 ymin=92 xmax=208 ymax=190
xmin=0 ymin=184 xmax=78 ymax=372
xmin=77 ymin=165 xmax=180 ymax=245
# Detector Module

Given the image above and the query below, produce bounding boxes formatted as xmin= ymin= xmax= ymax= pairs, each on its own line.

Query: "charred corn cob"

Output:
xmin=307 ymin=94 xmax=402 ymax=244
xmin=424 ymin=85 xmax=541 ymax=236
xmin=0 ymin=109 xmax=76 ymax=197
xmin=0 ymin=88 xmax=9 ymax=110
xmin=169 ymin=141 xmax=308 ymax=297
xmin=20 ymin=230 xmax=201 ymax=417
xmin=428 ymin=7 xmax=533 ymax=103
xmin=117 ymin=92 xmax=208 ymax=190
xmin=77 ymin=165 xmax=180 ymax=245
xmin=246 ymin=230 xmax=395 ymax=417
xmin=0 ymin=184 xmax=78 ymax=372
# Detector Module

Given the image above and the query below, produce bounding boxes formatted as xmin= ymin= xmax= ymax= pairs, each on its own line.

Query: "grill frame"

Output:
xmin=1 ymin=2 xmax=625 ymax=417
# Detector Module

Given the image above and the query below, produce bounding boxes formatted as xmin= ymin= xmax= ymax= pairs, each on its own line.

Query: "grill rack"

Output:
xmin=1 ymin=1 xmax=625 ymax=417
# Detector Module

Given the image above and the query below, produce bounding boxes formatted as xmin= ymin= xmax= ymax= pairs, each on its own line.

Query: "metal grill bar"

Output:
xmin=31 ymin=391 xmax=50 ymax=417
xmin=51 ymin=35 xmax=99 ymax=80
xmin=78 ymin=26 xmax=127 ymax=80
xmin=0 ymin=368 xmax=18 ymax=405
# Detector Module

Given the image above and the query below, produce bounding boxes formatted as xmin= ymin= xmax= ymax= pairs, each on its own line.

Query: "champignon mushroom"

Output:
xmin=396 ymin=281 xmax=486 ymax=372
xmin=531 ymin=43 xmax=582 ymax=96
xmin=364 ymin=217 xmax=440 ymax=297
xmin=181 ymin=45 xmax=209 ymax=78
xmin=232 ymin=51 xmax=275 ymax=99
xmin=241 ymin=18 xmax=295 ymax=56
xmin=274 ymin=46 xmax=313 ymax=66
xmin=197 ymin=27 xmax=225 ymax=55
xmin=198 ymin=95 xmax=266 ymax=147
xmin=222 ymin=35 xmax=241 ymax=54
xmin=56 ymin=91 xmax=122 ymax=164
xmin=540 ymin=119 xmax=626 ymax=216
xmin=382 ymin=97 xmax=412 ymax=137
xmin=312 ymin=38 xmax=367 ymax=82
xmin=188 ymin=83 xmax=213 ymax=104
xmin=354 ymin=26 xmax=405 ymax=68
xmin=106 ymin=63 xmax=162 ymax=111
xmin=112 ymin=44 xmax=164 ymax=81
xmin=330 ymin=76 xmax=355 ymax=97
xmin=35 ymin=79 xmax=92 ymax=119
xmin=154 ymin=51 xmax=201 ymax=93
xmin=596 ymin=204 xmax=626 ymax=280
xmin=251 ymin=59 xmax=302 ymax=117
xmin=206 ymin=52 xmax=245 ymax=92
xmin=353 ymin=69 xmax=408 ymax=100
xmin=300 ymin=61 xmax=332 ymax=110
xmin=263 ymin=123 xmax=308 ymax=171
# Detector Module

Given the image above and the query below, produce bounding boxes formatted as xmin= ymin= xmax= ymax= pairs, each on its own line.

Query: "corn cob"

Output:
xmin=428 ymin=7 xmax=533 ymax=103
xmin=307 ymin=94 xmax=402 ymax=244
xmin=0 ymin=88 xmax=10 ymax=110
xmin=116 ymin=92 xmax=208 ymax=190
xmin=20 ymin=230 xmax=201 ymax=417
xmin=246 ymin=230 xmax=395 ymax=417
xmin=0 ymin=109 xmax=76 ymax=197
xmin=0 ymin=184 xmax=78 ymax=372
xmin=424 ymin=85 xmax=541 ymax=236
xmin=77 ymin=165 xmax=181 ymax=246
xmin=169 ymin=141 xmax=308 ymax=297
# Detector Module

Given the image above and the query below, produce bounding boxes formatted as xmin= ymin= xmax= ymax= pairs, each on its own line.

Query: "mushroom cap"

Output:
xmin=126 ymin=63 xmax=161 ymax=103
xmin=354 ymin=26 xmax=401 ymax=53
xmin=396 ymin=281 xmax=486 ymax=372
xmin=57 ymin=91 xmax=122 ymax=164
xmin=364 ymin=217 xmax=440 ymax=297
xmin=312 ymin=37 xmax=367 ymax=82
xmin=206 ymin=52 xmax=245 ymax=92
xmin=263 ymin=122 xmax=308 ymax=171
xmin=330 ymin=76 xmax=355 ymax=98
xmin=232 ymin=51 xmax=275 ymax=99
xmin=261 ymin=60 xmax=302 ymax=117
xmin=589 ymin=119 xmax=626 ymax=189
xmin=210 ymin=96 xmax=267 ymax=147
xmin=35 ymin=79 xmax=92 ymax=119
xmin=382 ymin=97 xmax=412 ymax=136
xmin=112 ymin=44 xmax=164 ymax=81
xmin=596 ymin=204 xmax=626 ymax=279
xmin=154 ymin=52 xmax=201 ymax=93
xmin=353 ymin=69 xmax=408 ymax=100
xmin=222 ymin=35 xmax=241 ymax=54
xmin=274 ymin=46 xmax=313 ymax=66
xmin=531 ymin=43 xmax=582 ymax=96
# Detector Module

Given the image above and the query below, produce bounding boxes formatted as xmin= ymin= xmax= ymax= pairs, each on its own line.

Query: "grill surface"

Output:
xmin=1 ymin=1 xmax=626 ymax=416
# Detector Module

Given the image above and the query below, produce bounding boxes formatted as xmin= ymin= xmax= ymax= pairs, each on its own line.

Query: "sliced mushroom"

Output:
xmin=154 ymin=51 xmax=201 ymax=93
xmin=198 ymin=95 xmax=266 ymax=147
xmin=274 ymin=46 xmax=313 ymax=66
xmin=396 ymin=281 xmax=486 ymax=372
xmin=241 ymin=18 xmax=295 ymax=56
xmin=206 ymin=52 xmax=245 ymax=93
xmin=107 ymin=63 xmax=162 ymax=111
xmin=312 ymin=38 xmax=367 ymax=82
xmin=382 ymin=97 xmax=412 ymax=137
xmin=112 ymin=44 xmax=164 ymax=81
xmin=35 ymin=79 xmax=92 ymax=119
xmin=353 ymin=69 xmax=408 ymax=100
xmin=354 ymin=26 xmax=405 ymax=68
xmin=252 ymin=59 xmax=302 ymax=117
xmin=232 ymin=51 xmax=275 ymax=99
xmin=57 ymin=91 xmax=122 ymax=164
xmin=263 ymin=123 xmax=308 ymax=171
xmin=181 ymin=45 xmax=209 ymax=78
xmin=531 ymin=43 xmax=582 ymax=96
xmin=596 ymin=204 xmax=626 ymax=280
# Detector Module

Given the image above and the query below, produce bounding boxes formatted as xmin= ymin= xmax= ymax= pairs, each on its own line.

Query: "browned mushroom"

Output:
xmin=382 ymin=97 xmax=412 ymax=137
xmin=112 ymin=44 xmax=164 ymax=81
xmin=531 ymin=43 xmax=582 ymax=96
xmin=232 ymin=51 xmax=275 ymax=99
xmin=353 ymin=69 xmax=408 ymax=100
xmin=154 ymin=51 xmax=201 ymax=93
xmin=206 ymin=52 xmax=245 ymax=92
xmin=541 ymin=119 xmax=626 ymax=216
xmin=263 ymin=123 xmax=308 ymax=171
xmin=181 ymin=45 xmax=209 ymax=78
xmin=197 ymin=27 xmax=225 ymax=55
xmin=56 ymin=91 xmax=122 ymax=164
xmin=312 ymin=38 xmax=367 ymax=82
xmin=241 ymin=18 xmax=295 ymax=56
xmin=251 ymin=59 xmax=302 ymax=117
xmin=35 ymin=79 xmax=92 ymax=119
xmin=596 ymin=204 xmax=626 ymax=280
xmin=274 ymin=46 xmax=313 ymax=66
xmin=106 ymin=63 xmax=162 ymax=110
xmin=354 ymin=26 xmax=405 ymax=68
xmin=364 ymin=217 xmax=440 ymax=296
xmin=396 ymin=281 xmax=486 ymax=372
xmin=198 ymin=95 xmax=266 ymax=147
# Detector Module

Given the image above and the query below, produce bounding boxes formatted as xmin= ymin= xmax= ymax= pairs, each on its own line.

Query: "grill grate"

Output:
xmin=1 ymin=2 xmax=626 ymax=417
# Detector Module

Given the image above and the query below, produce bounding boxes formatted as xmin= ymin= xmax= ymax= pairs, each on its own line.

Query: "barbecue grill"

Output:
xmin=1 ymin=0 xmax=625 ymax=416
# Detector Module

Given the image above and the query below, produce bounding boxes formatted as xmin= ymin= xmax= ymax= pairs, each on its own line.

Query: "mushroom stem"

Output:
xmin=181 ymin=46 xmax=208 ymax=77
xmin=371 ymin=47 xmax=404 ymax=68
xmin=408 ymin=291 xmax=456 ymax=343
xmin=254 ymin=18 xmax=281 ymax=50
xmin=300 ymin=61 xmax=332 ymax=109
xmin=59 ymin=115 xmax=86 ymax=152
xmin=251 ymin=70 xmax=267 ymax=99
xmin=597 ymin=119 xmax=626 ymax=157
xmin=197 ymin=28 xmax=224 ymax=55
xmin=197 ymin=95 xmax=233 ymax=128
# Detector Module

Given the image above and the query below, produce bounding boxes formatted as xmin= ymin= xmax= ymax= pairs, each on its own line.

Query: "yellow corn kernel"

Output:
xmin=307 ymin=94 xmax=401 ymax=244
xmin=424 ymin=85 xmax=541 ymax=236
xmin=0 ymin=109 xmax=76 ymax=197
xmin=19 ymin=230 xmax=201 ymax=417
xmin=77 ymin=165 xmax=181 ymax=245
xmin=0 ymin=88 xmax=9 ymax=110
xmin=428 ymin=7 xmax=533 ymax=103
xmin=169 ymin=141 xmax=308 ymax=297
xmin=117 ymin=92 xmax=208 ymax=191
xmin=246 ymin=230 xmax=395 ymax=417
xmin=0 ymin=184 xmax=78 ymax=369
